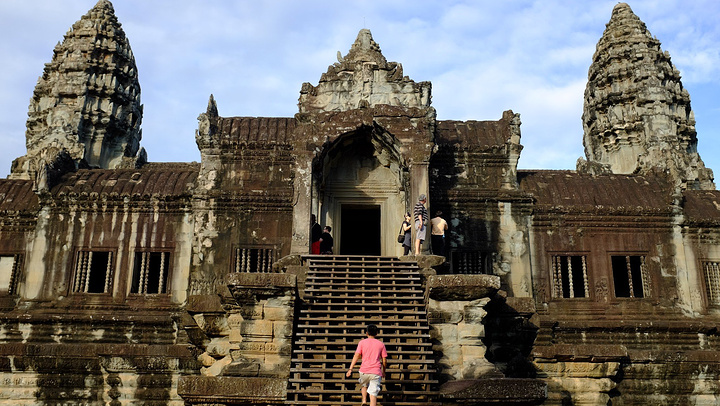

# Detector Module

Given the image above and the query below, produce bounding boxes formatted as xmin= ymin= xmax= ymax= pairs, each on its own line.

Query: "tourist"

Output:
xmin=311 ymin=214 xmax=322 ymax=254
xmin=414 ymin=194 xmax=428 ymax=255
xmin=431 ymin=210 xmax=448 ymax=257
xmin=346 ymin=324 xmax=387 ymax=406
xmin=319 ymin=226 xmax=333 ymax=254
xmin=401 ymin=212 xmax=412 ymax=255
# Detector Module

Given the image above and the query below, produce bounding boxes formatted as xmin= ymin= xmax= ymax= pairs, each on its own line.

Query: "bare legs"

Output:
xmin=360 ymin=386 xmax=377 ymax=406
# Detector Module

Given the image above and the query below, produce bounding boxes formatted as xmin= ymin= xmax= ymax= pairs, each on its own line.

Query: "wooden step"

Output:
xmin=288 ymin=255 xmax=438 ymax=405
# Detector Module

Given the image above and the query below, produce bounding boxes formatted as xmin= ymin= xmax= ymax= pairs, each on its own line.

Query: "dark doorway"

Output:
xmin=341 ymin=204 xmax=381 ymax=255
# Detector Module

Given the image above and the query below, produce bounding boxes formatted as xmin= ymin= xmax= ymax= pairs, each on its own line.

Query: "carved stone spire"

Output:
xmin=11 ymin=0 xmax=143 ymax=180
xmin=298 ymin=29 xmax=432 ymax=114
xmin=580 ymin=3 xmax=714 ymax=190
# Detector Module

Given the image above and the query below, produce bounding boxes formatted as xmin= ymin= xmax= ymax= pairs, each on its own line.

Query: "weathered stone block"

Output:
xmin=236 ymin=342 xmax=266 ymax=354
xmin=206 ymin=339 xmax=236 ymax=358
xmin=457 ymin=322 xmax=485 ymax=341
xmin=460 ymin=344 xmax=488 ymax=360
xmin=440 ymin=378 xmax=547 ymax=404
xmin=264 ymin=305 xmax=290 ymax=321
xmin=177 ymin=376 xmax=287 ymax=404
xmin=430 ymin=323 xmax=458 ymax=342
xmin=427 ymin=274 xmax=500 ymax=300
xmin=463 ymin=298 xmax=490 ymax=323
xmin=265 ymin=342 xmax=292 ymax=356
xmin=228 ymin=329 xmax=243 ymax=343
xmin=203 ymin=355 xmax=231 ymax=376
xmin=193 ymin=313 xmax=229 ymax=336
xmin=226 ymin=312 xmax=244 ymax=328
xmin=240 ymin=320 xmax=274 ymax=340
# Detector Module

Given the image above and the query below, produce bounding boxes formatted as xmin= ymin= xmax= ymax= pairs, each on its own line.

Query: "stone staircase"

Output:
xmin=286 ymin=255 xmax=440 ymax=405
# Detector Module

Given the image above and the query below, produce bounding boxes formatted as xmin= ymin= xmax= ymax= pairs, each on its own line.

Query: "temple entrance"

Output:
xmin=312 ymin=125 xmax=409 ymax=256
xmin=340 ymin=204 xmax=381 ymax=255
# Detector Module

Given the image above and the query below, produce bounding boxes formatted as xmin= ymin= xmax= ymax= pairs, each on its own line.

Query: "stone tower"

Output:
xmin=11 ymin=0 xmax=144 ymax=186
xmin=580 ymin=3 xmax=714 ymax=190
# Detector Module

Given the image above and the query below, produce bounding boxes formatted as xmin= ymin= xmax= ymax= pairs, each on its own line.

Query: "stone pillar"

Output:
xmin=291 ymin=152 xmax=313 ymax=255
xmin=428 ymin=274 xmax=548 ymax=405
xmin=426 ymin=274 xmax=501 ymax=381
xmin=410 ymin=162 xmax=430 ymax=254
xmin=180 ymin=272 xmax=296 ymax=405
xmin=496 ymin=201 xmax=533 ymax=297
xmin=23 ymin=207 xmax=50 ymax=300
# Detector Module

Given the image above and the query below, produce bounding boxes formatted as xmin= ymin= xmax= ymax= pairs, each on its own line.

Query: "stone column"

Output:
xmin=426 ymin=274 xmax=501 ymax=381
xmin=179 ymin=272 xmax=296 ymax=406
xmin=291 ymin=152 xmax=313 ymax=255
xmin=410 ymin=162 xmax=430 ymax=254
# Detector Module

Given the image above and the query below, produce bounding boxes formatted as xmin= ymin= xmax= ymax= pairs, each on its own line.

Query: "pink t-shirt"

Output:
xmin=356 ymin=337 xmax=387 ymax=376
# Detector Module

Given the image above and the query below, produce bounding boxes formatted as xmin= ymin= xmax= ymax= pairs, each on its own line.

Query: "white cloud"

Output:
xmin=0 ymin=0 xmax=719 ymax=177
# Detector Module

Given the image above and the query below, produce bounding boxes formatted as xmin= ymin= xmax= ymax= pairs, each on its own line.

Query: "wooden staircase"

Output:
xmin=286 ymin=255 xmax=440 ymax=405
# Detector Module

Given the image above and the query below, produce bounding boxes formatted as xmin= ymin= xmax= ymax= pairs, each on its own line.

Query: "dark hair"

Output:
xmin=366 ymin=324 xmax=378 ymax=337
xmin=435 ymin=210 xmax=443 ymax=217
xmin=324 ymin=226 xmax=332 ymax=232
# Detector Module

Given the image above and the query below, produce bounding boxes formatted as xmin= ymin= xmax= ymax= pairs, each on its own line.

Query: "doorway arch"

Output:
xmin=313 ymin=124 xmax=408 ymax=256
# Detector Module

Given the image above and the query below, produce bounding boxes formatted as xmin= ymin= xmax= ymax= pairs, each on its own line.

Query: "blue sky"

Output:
xmin=1 ymin=0 xmax=718 ymax=179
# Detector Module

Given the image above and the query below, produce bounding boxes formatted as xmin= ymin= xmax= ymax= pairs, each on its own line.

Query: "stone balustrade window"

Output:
xmin=703 ymin=261 xmax=720 ymax=307
xmin=0 ymin=254 xmax=22 ymax=295
xmin=450 ymin=251 xmax=492 ymax=274
xmin=73 ymin=250 xmax=114 ymax=294
xmin=551 ymin=255 xmax=589 ymax=298
xmin=611 ymin=255 xmax=649 ymax=298
xmin=131 ymin=251 xmax=170 ymax=294
xmin=234 ymin=247 xmax=276 ymax=273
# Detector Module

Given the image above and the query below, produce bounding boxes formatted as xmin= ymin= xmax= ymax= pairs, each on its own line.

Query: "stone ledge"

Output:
xmin=177 ymin=376 xmax=286 ymax=405
xmin=427 ymin=274 xmax=501 ymax=301
xmin=440 ymin=378 xmax=547 ymax=405
xmin=225 ymin=272 xmax=296 ymax=288
xmin=533 ymin=344 xmax=628 ymax=362
xmin=226 ymin=273 xmax=297 ymax=304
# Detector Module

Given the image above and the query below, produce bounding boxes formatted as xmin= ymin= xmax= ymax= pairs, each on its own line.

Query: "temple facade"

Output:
xmin=1 ymin=1 xmax=720 ymax=405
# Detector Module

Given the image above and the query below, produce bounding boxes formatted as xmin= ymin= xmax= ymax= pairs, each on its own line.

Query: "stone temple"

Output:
xmin=2 ymin=1 xmax=720 ymax=405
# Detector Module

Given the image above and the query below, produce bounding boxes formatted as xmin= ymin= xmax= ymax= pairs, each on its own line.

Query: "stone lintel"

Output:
xmin=440 ymin=378 xmax=547 ymax=405
xmin=427 ymin=274 xmax=501 ymax=301
xmin=177 ymin=376 xmax=286 ymax=405
xmin=226 ymin=273 xmax=297 ymax=303
xmin=532 ymin=344 xmax=629 ymax=362
xmin=187 ymin=294 xmax=224 ymax=313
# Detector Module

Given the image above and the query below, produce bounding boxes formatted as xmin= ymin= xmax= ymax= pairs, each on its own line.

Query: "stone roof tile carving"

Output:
xmin=0 ymin=180 xmax=39 ymax=213
xmin=519 ymin=170 xmax=673 ymax=212
xmin=581 ymin=3 xmax=713 ymax=190
xmin=436 ymin=118 xmax=513 ymax=150
xmin=682 ymin=190 xmax=720 ymax=225
xmin=51 ymin=163 xmax=199 ymax=198
xmin=217 ymin=117 xmax=296 ymax=147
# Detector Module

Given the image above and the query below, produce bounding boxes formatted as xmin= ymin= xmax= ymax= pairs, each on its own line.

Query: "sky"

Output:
xmin=0 ymin=0 xmax=719 ymax=179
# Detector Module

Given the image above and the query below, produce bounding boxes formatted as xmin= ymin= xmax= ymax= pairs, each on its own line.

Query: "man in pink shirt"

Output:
xmin=346 ymin=324 xmax=388 ymax=406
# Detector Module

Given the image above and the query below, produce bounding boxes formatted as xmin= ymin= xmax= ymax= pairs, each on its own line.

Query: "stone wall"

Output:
xmin=180 ymin=272 xmax=296 ymax=405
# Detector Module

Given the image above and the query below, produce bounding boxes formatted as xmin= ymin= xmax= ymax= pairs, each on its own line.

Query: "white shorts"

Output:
xmin=415 ymin=221 xmax=426 ymax=240
xmin=358 ymin=372 xmax=382 ymax=397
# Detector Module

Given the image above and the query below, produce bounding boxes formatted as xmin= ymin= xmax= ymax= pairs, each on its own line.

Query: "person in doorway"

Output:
xmin=431 ymin=210 xmax=448 ymax=257
xmin=401 ymin=212 xmax=412 ymax=255
xmin=311 ymin=214 xmax=322 ymax=254
xmin=346 ymin=324 xmax=387 ymax=406
xmin=413 ymin=194 xmax=428 ymax=255
xmin=319 ymin=226 xmax=333 ymax=254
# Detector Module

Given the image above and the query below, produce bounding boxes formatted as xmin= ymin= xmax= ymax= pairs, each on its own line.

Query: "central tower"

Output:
xmin=291 ymin=29 xmax=437 ymax=255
